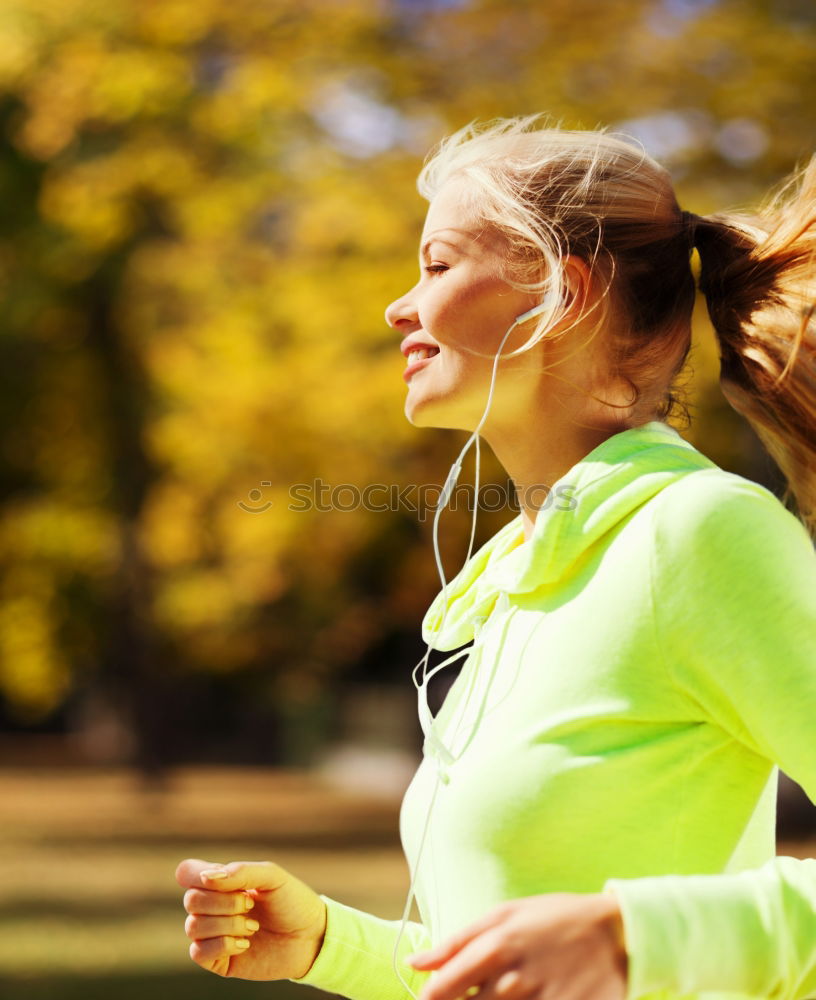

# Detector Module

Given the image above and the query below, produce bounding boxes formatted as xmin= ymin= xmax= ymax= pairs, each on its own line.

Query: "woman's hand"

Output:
xmin=407 ymin=892 xmax=627 ymax=1000
xmin=175 ymin=858 xmax=327 ymax=981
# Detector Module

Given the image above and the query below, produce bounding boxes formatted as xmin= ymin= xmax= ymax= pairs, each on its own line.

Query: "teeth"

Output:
xmin=407 ymin=348 xmax=436 ymax=365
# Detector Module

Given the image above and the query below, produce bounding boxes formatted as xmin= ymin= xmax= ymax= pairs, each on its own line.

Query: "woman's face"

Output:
xmin=385 ymin=181 xmax=543 ymax=431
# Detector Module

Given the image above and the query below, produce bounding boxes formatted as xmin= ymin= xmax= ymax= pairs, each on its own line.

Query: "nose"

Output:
xmin=384 ymin=288 xmax=419 ymax=330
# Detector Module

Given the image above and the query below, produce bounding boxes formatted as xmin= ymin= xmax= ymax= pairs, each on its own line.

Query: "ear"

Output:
xmin=560 ymin=255 xmax=593 ymax=313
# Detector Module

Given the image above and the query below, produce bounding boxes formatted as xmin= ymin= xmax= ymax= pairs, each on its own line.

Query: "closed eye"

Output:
xmin=424 ymin=264 xmax=448 ymax=275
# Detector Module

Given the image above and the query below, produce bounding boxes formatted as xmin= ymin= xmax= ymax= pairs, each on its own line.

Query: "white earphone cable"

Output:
xmin=392 ymin=313 xmax=524 ymax=999
xmin=392 ymin=292 xmax=558 ymax=996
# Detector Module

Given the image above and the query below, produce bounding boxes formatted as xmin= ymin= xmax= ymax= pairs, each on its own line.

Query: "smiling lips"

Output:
xmin=403 ymin=345 xmax=440 ymax=382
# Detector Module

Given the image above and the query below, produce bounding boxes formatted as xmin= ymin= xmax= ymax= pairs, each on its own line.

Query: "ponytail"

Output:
xmin=414 ymin=115 xmax=815 ymax=533
xmin=688 ymin=157 xmax=816 ymax=538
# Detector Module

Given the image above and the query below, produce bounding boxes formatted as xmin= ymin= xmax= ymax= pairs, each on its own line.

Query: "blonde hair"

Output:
xmin=417 ymin=114 xmax=816 ymax=536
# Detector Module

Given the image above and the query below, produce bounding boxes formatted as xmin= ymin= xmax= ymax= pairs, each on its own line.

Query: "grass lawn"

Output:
xmin=0 ymin=764 xmax=413 ymax=1000
xmin=2 ymin=763 xmax=813 ymax=1000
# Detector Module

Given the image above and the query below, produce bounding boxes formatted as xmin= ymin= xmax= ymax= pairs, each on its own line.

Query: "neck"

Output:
xmin=483 ymin=418 xmax=630 ymax=542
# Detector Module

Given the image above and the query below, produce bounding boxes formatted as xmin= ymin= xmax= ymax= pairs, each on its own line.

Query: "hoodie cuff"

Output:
xmin=603 ymin=861 xmax=815 ymax=1000
xmin=290 ymin=895 xmax=432 ymax=1000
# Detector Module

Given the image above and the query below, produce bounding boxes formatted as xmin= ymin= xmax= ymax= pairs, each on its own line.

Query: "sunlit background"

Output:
xmin=0 ymin=0 xmax=814 ymax=997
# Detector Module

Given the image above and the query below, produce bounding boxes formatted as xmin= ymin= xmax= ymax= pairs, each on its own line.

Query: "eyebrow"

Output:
xmin=420 ymin=229 xmax=472 ymax=259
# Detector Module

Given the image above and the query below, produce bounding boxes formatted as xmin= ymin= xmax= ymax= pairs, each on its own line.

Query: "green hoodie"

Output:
xmin=293 ymin=420 xmax=816 ymax=1000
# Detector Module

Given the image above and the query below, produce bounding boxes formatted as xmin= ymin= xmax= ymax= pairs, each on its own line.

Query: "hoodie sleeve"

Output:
xmin=290 ymin=895 xmax=432 ymax=1000
xmin=605 ymin=474 xmax=816 ymax=1000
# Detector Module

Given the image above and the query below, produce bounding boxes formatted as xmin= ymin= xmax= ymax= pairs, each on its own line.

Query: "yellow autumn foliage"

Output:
xmin=0 ymin=0 xmax=811 ymax=738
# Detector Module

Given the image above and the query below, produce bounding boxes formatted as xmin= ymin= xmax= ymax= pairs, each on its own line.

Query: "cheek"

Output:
xmin=418 ymin=286 xmax=463 ymax=337
xmin=422 ymin=277 xmax=509 ymax=353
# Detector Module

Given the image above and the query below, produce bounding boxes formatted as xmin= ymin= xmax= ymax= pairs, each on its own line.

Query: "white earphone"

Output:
xmin=514 ymin=299 xmax=553 ymax=325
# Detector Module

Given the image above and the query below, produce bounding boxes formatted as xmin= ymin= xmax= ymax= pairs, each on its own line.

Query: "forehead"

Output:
xmin=421 ymin=179 xmax=482 ymax=236
xmin=420 ymin=182 xmax=507 ymax=263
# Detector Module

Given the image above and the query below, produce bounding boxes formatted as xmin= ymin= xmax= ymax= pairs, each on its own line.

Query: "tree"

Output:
xmin=0 ymin=0 xmax=812 ymax=762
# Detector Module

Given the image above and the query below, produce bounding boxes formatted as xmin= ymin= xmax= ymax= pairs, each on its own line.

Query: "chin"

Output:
xmin=404 ymin=395 xmax=474 ymax=432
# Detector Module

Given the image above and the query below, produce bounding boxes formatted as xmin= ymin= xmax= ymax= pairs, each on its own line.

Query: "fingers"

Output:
xmin=184 ymin=887 xmax=255 ymax=916
xmin=189 ymin=933 xmax=253 ymax=969
xmin=178 ymin=858 xmax=278 ymax=978
xmin=409 ymin=905 xmax=509 ymax=971
xmin=478 ymin=969 xmax=534 ymax=1000
xmin=201 ymin=860 xmax=290 ymax=893
xmin=418 ymin=931 xmax=509 ymax=1000
xmin=176 ymin=858 xmax=289 ymax=893
xmin=185 ymin=913 xmax=261 ymax=941
xmin=176 ymin=858 xmax=221 ymax=889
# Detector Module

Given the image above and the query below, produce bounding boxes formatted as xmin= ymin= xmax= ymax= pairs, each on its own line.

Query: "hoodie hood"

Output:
xmin=422 ymin=420 xmax=718 ymax=650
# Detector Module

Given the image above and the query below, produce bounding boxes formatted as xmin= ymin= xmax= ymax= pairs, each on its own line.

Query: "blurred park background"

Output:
xmin=0 ymin=0 xmax=814 ymax=996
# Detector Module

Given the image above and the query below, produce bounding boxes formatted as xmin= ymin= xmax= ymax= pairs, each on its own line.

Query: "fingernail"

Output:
xmin=246 ymin=919 xmax=260 ymax=932
xmin=201 ymin=869 xmax=228 ymax=881
xmin=235 ymin=938 xmax=251 ymax=950
xmin=244 ymin=895 xmax=255 ymax=911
